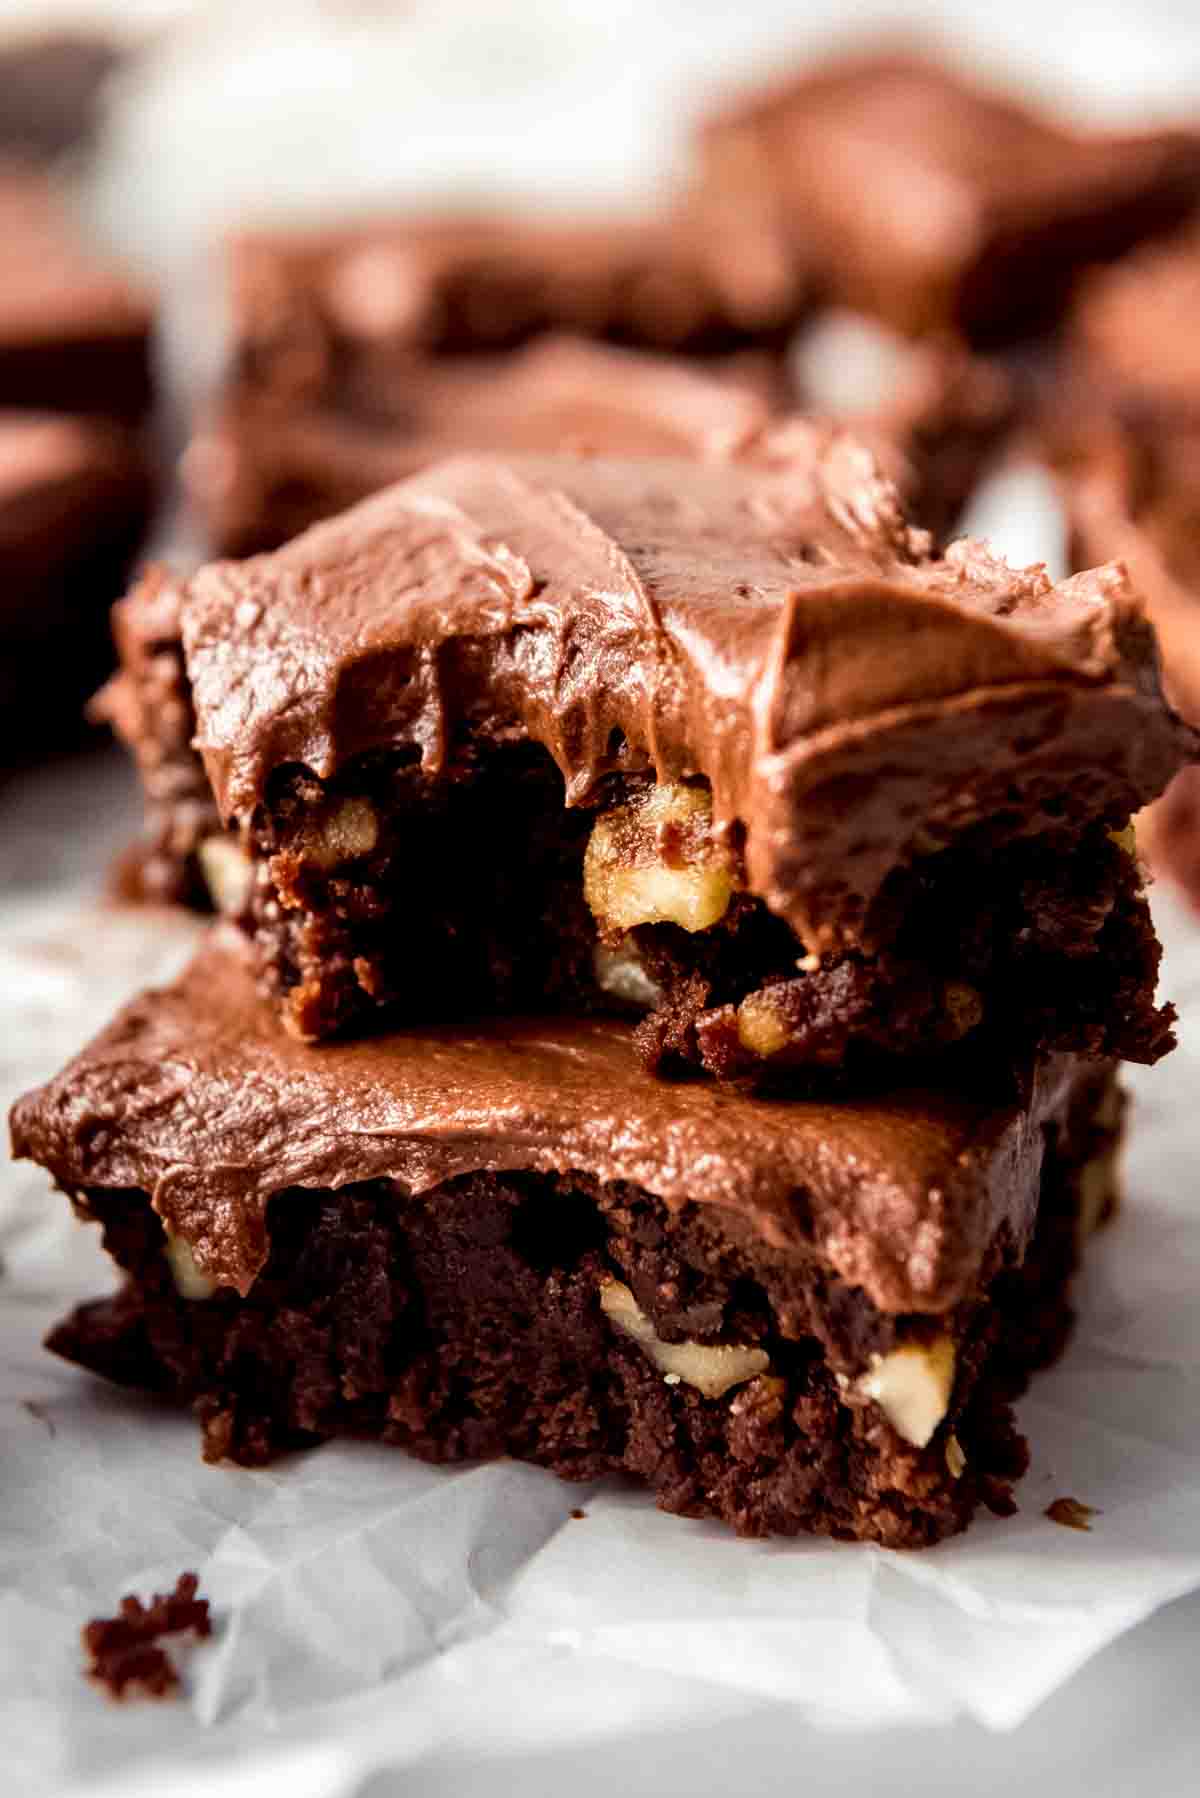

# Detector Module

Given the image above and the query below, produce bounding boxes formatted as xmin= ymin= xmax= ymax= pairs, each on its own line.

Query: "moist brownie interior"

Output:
xmin=244 ymin=737 xmax=1169 ymax=1085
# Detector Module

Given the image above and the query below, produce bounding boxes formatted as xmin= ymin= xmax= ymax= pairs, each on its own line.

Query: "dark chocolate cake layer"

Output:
xmin=107 ymin=436 xmax=1190 ymax=1078
xmin=13 ymin=939 xmax=1121 ymax=1546
xmin=696 ymin=50 xmax=1200 ymax=342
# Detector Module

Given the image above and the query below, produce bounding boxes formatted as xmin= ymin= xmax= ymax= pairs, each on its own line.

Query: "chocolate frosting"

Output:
xmin=180 ymin=435 xmax=1194 ymax=952
xmin=11 ymin=930 xmax=1087 ymax=1312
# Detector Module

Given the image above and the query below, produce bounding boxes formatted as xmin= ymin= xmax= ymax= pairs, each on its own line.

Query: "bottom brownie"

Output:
xmin=28 ymin=958 xmax=1120 ymax=1547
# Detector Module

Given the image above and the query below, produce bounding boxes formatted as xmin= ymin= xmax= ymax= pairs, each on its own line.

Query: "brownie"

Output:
xmin=184 ymin=336 xmax=791 ymax=557
xmin=0 ymin=165 xmax=154 ymax=421
xmin=696 ymin=50 xmax=1200 ymax=342
xmin=0 ymin=34 xmax=122 ymax=159
xmin=103 ymin=437 xmax=1190 ymax=1085
xmin=0 ymin=411 xmax=151 ymax=746
xmin=1058 ymin=235 xmax=1200 ymax=905
xmin=11 ymin=935 xmax=1123 ymax=1547
xmin=229 ymin=207 xmax=802 ymax=415
xmin=187 ymin=326 xmax=1010 ymax=559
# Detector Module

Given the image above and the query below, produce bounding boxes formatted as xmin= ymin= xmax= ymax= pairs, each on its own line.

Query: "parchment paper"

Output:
xmin=1 ymin=862 xmax=1198 ymax=1798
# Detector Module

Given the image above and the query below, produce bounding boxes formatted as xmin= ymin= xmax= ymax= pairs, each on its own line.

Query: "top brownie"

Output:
xmin=697 ymin=50 xmax=1200 ymax=341
xmin=162 ymin=432 xmax=1190 ymax=1081
xmin=228 ymin=207 xmax=802 ymax=411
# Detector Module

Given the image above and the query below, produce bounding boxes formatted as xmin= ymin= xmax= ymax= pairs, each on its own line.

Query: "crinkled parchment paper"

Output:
xmin=1 ymin=863 xmax=1198 ymax=1798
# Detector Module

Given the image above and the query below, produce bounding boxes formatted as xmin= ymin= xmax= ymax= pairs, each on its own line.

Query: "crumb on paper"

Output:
xmin=1045 ymin=1496 xmax=1098 ymax=1532
xmin=570 ymin=1508 xmax=587 ymax=1521
xmin=82 ymin=1571 xmax=211 ymax=1700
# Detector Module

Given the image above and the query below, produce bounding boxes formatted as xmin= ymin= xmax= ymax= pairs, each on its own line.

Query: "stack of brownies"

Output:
xmin=12 ymin=48 xmax=1200 ymax=1547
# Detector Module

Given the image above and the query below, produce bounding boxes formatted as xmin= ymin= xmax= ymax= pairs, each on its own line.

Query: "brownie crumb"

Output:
xmin=570 ymin=1507 xmax=587 ymax=1520
xmin=82 ymin=1572 xmax=211 ymax=1700
xmin=1045 ymin=1496 xmax=1097 ymax=1532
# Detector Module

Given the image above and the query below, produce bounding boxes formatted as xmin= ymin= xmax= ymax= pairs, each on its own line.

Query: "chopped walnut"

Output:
xmin=599 ymin=1277 xmax=769 ymax=1398
xmin=163 ymin=1231 xmax=217 ymax=1301
xmin=303 ymin=796 xmax=379 ymax=871
xmin=855 ymin=1336 xmax=956 ymax=1448
xmin=584 ymin=783 xmax=734 ymax=934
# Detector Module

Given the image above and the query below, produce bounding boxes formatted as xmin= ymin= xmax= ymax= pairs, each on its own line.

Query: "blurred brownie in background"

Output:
xmin=185 ymin=335 xmax=788 ymax=557
xmin=189 ymin=222 xmax=1014 ymax=553
xmin=1058 ymin=232 xmax=1200 ymax=908
xmin=0 ymin=165 xmax=154 ymax=421
xmin=696 ymin=50 xmax=1200 ymax=342
xmin=0 ymin=412 xmax=151 ymax=749
xmin=0 ymin=166 xmax=154 ymax=753
xmin=228 ymin=208 xmax=804 ymax=408
xmin=191 ymin=290 xmax=1010 ymax=556
xmin=0 ymin=33 xmax=123 ymax=160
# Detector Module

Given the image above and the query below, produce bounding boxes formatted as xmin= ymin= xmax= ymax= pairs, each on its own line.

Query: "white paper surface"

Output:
xmin=2 ymin=858 xmax=1199 ymax=1798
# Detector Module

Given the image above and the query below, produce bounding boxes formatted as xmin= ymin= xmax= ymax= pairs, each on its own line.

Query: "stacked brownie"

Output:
xmin=0 ymin=164 xmax=153 ymax=745
xmin=13 ymin=46 xmax=1200 ymax=1548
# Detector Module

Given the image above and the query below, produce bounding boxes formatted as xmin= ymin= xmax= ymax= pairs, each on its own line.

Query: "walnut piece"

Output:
xmin=856 ymin=1336 xmax=956 ymax=1447
xmin=197 ymin=835 xmax=254 ymax=916
xmin=599 ymin=1278 xmax=769 ymax=1399
xmin=163 ymin=1231 xmax=217 ymax=1301
xmin=304 ymin=796 xmax=379 ymax=871
xmin=735 ymin=989 xmax=791 ymax=1057
xmin=584 ymin=783 xmax=734 ymax=934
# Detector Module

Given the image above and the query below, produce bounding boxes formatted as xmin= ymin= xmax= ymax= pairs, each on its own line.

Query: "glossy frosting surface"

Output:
xmin=11 ymin=932 xmax=1085 ymax=1311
